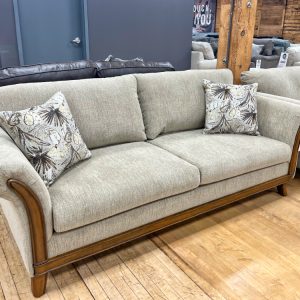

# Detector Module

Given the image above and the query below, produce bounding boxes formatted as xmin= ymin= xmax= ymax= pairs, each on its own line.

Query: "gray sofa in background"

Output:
xmin=0 ymin=69 xmax=299 ymax=297
xmin=241 ymin=66 xmax=300 ymax=168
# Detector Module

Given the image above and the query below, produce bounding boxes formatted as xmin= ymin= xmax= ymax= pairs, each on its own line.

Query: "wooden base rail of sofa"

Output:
xmin=6 ymin=127 xmax=300 ymax=297
xmin=34 ymin=175 xmax=292 ymax=274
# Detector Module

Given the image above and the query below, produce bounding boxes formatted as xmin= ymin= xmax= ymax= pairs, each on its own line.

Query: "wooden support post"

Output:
xmin=217 ymin=0 xmax=258 ymax=83
xmin=217 ymin=0 xmax=232 ymax=69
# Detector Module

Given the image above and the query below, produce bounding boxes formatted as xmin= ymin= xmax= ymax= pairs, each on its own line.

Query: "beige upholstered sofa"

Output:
xmin=0 ymin=70 xmax=300 ymax=297
xmin=241 ymin=67 xmax=300 ymax=168
xmin=191 ymin=42 xmax=217 ymax=69
xmin=287 ymin=45 xmax=300 ymax=67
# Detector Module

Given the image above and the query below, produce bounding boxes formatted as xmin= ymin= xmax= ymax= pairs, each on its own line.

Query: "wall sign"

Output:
xmin=193 ymin=0 xmax=216 ymax=33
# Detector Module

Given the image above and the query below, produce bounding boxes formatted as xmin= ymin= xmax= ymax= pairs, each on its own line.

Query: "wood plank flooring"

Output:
xmin=0 ymin=172 xmax=300 ymax=299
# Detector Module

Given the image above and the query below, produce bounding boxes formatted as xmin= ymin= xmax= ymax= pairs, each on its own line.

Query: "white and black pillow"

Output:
xmin=0 ymin=92 xmax=91 ymax=186
xmin=203 ymin=80 xmax=259 ymax=135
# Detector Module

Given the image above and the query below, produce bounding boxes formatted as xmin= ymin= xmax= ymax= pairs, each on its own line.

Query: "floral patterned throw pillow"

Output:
xmin=203 ymin=80 xmax=259 ymax=135
xmin=0 ymin=92 xmax=91 ymax=186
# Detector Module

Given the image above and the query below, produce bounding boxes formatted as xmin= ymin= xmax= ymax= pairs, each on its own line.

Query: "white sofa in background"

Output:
xmin=191 ymin=41 xmax=217 ymax=69
xmin=287 ymin=44 xmax=300 ymax=66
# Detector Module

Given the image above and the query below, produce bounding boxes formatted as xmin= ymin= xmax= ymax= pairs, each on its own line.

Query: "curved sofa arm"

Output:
xmin=191 ymin=51 xmax=205 ymax=69
xmin=0 ymin=128 xmax=53 ymax=240
xmin=256 ymin=93 xmax=300 ymax=173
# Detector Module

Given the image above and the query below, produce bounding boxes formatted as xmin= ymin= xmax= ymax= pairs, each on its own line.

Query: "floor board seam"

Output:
xmin=150 ymin=234 xmax=214 ymax=300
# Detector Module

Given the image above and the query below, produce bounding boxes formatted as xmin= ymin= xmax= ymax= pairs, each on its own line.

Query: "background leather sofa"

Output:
xmin=0 ymin=60 xmax=175 ymax=87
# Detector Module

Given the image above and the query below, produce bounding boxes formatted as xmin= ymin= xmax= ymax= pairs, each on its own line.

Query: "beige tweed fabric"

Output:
xmin=47 ymin=163 xmax=289 ymax=259
xmin=135 ymin=69 xmax=233 ymax=139
xmin=150 ymin=130 xmax=291 ymax=185
xmin=0 ymin=128 xmax=53 ymax=239
xmin=256 ymin=93 xmax=300 ymax=150
xmin=0 ymin=76 xmax=146 ymax=149
xmin=241 ymin=67 xmax=300 ymax=101
xmin=50 ymin=142 xmax=200 ymax=232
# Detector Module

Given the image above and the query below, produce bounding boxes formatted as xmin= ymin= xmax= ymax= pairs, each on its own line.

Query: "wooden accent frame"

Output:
xmin=7 ymin=127 xmax=300 ymax=297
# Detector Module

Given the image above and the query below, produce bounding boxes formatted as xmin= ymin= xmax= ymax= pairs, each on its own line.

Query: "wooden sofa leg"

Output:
xmin=277 ymin=184 xmax=288 ymax=196
xmin=31 ymin=274 xmax=48 ymax=298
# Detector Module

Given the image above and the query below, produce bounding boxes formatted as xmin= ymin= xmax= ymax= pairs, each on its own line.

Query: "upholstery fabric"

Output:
xmin=105 ymin=55 xmax=144 ymax=63
xmin=135 ymin=69 xmax=233 ymax=139
xmin=0 ymin=92 xmax=91 ymax=186
xmin=253 ymin=38 xmax=290 ymax=51
xmin=273 ymin=46 xmax=284 ymax=56
xmin=287 ymin=47 xmax=300 ymax=66
xmin=256 ymin=93 xmax=300 ymax=169
xmin=256 ymin=93 xmax=300 ymax=150
xmin=49 ymin=142 xmax=200 ymax=233
xmin=95 ymin=61 xmax=175 ymax=78
xmin=0 ymin=199 xmax=33 ymax=275
xmin=203 ymin=80 xmax=259 ymax=135
xmin=150 ymin=130 xmax=291 ymax=185
xmin=47 ymin=163 xmax=289 ymax=259
xmin=192 ymin=42 xmax=215 ymax=60
xmin=252 ymin=44 xmax=264 ymax=58
xmin=0 ymin=76 xmax=146 ymax=149
xmin=0 ymin=128 xmax=53 ymax=240
xmin=191 ymin=52 xmax=217 ymax=70
xmin=262 ymin=41 xmax=274 ymax=56
xmin=251 ymin=55 xmax=280 ymax=69
xmin=241 ymin=67 xmax=300 ymax=101
xmin=0 ymin=60 xmax=97 ymax=87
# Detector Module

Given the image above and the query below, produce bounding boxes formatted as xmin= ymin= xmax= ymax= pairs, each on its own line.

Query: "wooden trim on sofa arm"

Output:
xmin=6 ymin=126 xmax=300 ymax=297
xmin=289 ymin=127 xmax=300 ymax=175
xmin=6 ymin=179 xmax=48 ymax=264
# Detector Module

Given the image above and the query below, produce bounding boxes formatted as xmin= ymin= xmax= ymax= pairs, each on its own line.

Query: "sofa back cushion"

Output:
xmin=135 ymin=69 xmax=233 ymax=139
xmin=241 ymin=67 xmax=300 ymax=101
xmin=0 ymin=60 xmax=97 ymax=87
xmin=95 ymin=61 xmax=175 ymax=78
xmin=0 ymin=75 xmax=146 ymax=149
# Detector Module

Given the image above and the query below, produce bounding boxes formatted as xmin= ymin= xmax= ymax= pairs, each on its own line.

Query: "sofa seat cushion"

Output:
xmin=49 ymin=142 xmax=200 ymax=233
xmin=150 ymin=130 xmax=291 ymax=185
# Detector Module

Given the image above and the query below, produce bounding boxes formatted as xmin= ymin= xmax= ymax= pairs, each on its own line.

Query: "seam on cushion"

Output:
xmin=51 ymin=161 xmax=288 ymax=235
xmin=52 ymin=175 xmax=201 ymax=234
xmin=147 ymin=140 xmax=291 ymax=185
xmin=145 ymin=141 xmax=201 ymax=185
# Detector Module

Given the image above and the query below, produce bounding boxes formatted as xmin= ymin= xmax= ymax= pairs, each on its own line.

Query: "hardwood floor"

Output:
xmin=1 ymin=172 xmax=300 ymax=300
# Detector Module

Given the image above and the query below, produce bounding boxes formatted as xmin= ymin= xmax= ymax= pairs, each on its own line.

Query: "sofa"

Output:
xmin=241 ymin=66 xmax=300 ymax=168
xmin=250 ymin=38 xmax=289 ymax=69
xmin=287 ymin=45 xmax=300 ymax=67
xmin=0 ymin=69 xmax=299 ymax=297
xmin=191 ymin=41 xmax=217 ymax=70
xmin=0 ymin=60 xmax=175 ymax=87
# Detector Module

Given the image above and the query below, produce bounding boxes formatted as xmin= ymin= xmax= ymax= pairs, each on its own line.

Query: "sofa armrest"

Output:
xmin=257 ymin=93 xmax=300 ymax=171
xmin=0 ymin=128 xmax=53 ymax=240
xmin=191 ymin=51 xmax=205 ymax=69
